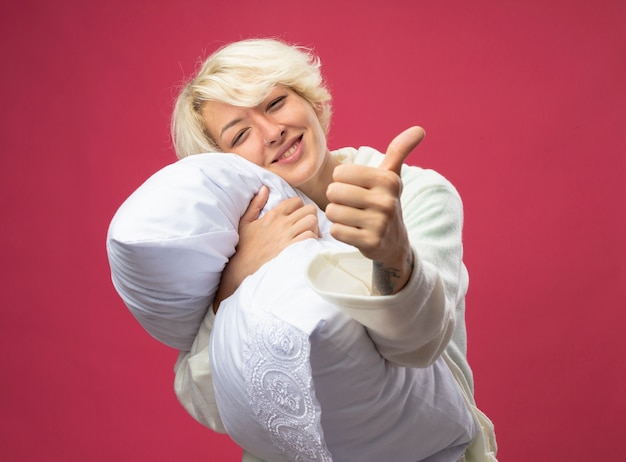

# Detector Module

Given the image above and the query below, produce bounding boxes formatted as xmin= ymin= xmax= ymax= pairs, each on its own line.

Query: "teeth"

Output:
xmin=280 ymin=139 xmax=300 ymax=160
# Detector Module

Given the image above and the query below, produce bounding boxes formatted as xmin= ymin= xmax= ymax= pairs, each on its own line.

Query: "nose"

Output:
xmin=258 ymin=115 xmax=284 ymax=146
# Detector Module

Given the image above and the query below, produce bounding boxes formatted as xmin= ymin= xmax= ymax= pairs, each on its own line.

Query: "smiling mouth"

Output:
xmin=272 ymin=136 xmax=302 ymax=163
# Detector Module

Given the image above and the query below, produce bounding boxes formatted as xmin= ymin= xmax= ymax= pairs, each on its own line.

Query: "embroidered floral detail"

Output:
xmin=244 ymin=313 xmax=332 ymax=462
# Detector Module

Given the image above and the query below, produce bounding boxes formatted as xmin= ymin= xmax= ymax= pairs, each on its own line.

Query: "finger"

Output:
xmin=290 ymin=213 xmax=319 ymax=239
xmin=332 ymin=164 xmax=402 ymax=192
xmin=284 ymin=203 xmax=318 ymax=224
xmin=241 ymin=185 xmax=269 ymax=224
xmin=379 ymin=126 xmax=426 ymax=175
xmin=326 ymin=202 xmax=360 ymax=229
xmin=326 ymin=202 xmax=383 ymax=231
xmin=272 ymin=196 xmax=306 ymax=215
xmin=326 ymin=181 xmax=370 ymax=208
xmin=329 ymin=222 xmax=371 ymax=251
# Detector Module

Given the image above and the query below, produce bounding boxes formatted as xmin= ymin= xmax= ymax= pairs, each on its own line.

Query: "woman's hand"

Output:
xmin=213 ymin=186 xmax=320 ymax=312
xmin=325 ymin=126 xmax=425 ymax=295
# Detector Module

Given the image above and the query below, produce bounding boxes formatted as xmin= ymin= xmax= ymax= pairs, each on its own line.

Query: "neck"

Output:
xmin=298 ymin=149 xmax=338 ymax=210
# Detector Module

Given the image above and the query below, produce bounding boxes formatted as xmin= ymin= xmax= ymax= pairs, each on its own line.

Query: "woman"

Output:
xmin=172 ymin=38 xmax=496 ymax=461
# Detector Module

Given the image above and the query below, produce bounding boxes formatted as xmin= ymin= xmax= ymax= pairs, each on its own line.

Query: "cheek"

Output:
xmin=306 ymin=111 xmax=327 ymax=144
xmin=313 ymin=119 xmax=328 ymax=149
xmin=232 ymin=149 xmax=257 ymax=165
xmin=232 ymin=137 xmax=264 ymax=166
xmin=313 ymin=103 xmax=329 ymax=135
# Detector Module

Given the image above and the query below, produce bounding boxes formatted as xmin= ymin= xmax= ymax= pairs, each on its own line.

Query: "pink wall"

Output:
xmin=1 ymin=0 xmax=624 ymax=460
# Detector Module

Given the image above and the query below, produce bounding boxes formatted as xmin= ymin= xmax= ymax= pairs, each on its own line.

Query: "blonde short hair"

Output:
xmin=171 ymin=38 xmax=332 ymax=159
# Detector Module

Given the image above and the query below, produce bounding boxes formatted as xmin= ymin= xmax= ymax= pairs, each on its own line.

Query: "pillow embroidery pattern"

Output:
xmin=243 ymin=311 xmax=332 ymax=462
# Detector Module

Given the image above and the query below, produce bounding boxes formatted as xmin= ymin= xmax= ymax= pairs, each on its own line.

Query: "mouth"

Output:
xmin=272 ymin=135 xmax=302 ymax=163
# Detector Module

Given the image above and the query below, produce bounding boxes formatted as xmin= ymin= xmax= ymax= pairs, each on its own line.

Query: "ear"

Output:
xmin=313 ymin=102 xmax=330 ymax=134
xmin=312 ymin=101 xmax=324 ymax=118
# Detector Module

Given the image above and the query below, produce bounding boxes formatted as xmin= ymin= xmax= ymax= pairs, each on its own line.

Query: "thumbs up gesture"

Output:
xmin=378 ymin=126 xmax=425 ymax=174
xmin=325 ymin=126 xmax=425 ymax=295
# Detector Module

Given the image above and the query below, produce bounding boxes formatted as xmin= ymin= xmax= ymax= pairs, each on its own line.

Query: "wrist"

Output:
xmin=372 ymin=247 xmax=414 ymax=296
xmin=213 ymin=253 xmax=247 ymax=313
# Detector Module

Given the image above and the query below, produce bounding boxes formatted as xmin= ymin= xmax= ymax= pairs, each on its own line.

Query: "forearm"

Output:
xmin=372 ymin=248 xmax=414 ymax=296
xmin=307 ymin=247 xmax=455 ymax=368
xmin=213 ymin=257 xmax=243 ymax=313
xmin=314 ymin=148 xmax=469 ymax=368
xmin=367 ymin=253 xmax=455 ymax=367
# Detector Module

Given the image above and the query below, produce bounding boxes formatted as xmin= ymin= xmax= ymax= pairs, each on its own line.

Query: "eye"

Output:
xmin=267 ymin=95 xmax=287 ymax=111
xmin=232 ymin=128 xmax=248 ymax=147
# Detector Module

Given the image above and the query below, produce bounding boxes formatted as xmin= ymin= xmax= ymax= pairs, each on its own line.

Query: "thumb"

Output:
xmin=379 ymin=126 xmax=426 ymax=175
xmin=241 ymin=185 xmax=269 ymax=224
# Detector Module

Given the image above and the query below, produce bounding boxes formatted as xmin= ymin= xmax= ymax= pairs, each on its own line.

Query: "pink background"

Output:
xmin=1 ymin=0 xmax=625 ymax=460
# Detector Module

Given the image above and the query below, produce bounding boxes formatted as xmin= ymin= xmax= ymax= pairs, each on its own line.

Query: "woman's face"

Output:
xmin=201 ymin=87 xmax=330 ymax=191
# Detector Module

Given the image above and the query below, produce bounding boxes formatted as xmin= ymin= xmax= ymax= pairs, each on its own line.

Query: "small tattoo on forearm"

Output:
xmin=372 ymin=253 xmax=414 ymax=296
xmin=373 ymin=262 xmax=401 ymax=295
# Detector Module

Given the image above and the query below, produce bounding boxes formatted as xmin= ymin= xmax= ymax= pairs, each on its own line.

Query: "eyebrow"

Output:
xmin=220 ymin=118 xmax=243 ymax=139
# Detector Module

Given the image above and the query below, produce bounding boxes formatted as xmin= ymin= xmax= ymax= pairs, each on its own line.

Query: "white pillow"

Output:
xmin=108 ymin=151 xmax=477 ymax=461
xmin=106 ymin=153 xmax=321 ymax=351
xmin=210 ymin=236 xmax=477 ymax=462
